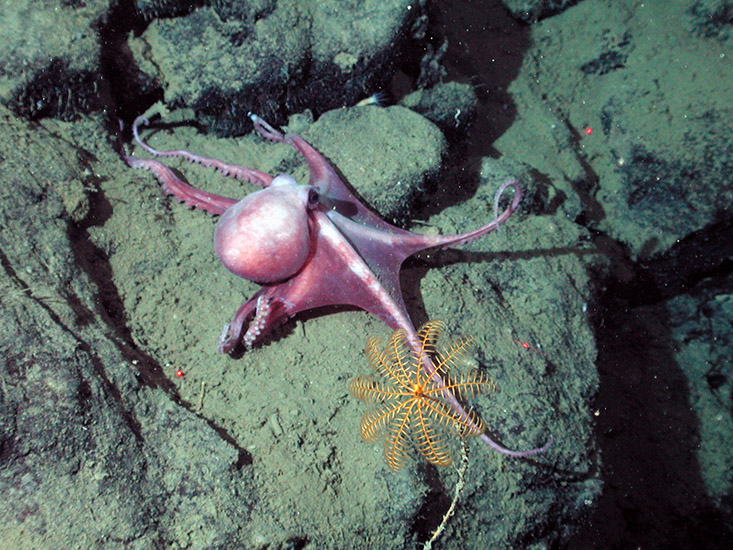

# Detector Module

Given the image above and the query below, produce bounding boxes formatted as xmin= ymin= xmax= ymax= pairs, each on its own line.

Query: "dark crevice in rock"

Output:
xmin=10 ymin=58 xmax=102 ymax=121
xmin=569 ymin=271 xmax=733 ymax=550
xmin=0 ymin=244 xmax=146 ymax=444
xmin=98 ymin=0 xmax=165 ymax=125
xmin=595 ymin=218 xmax=733 ymax=308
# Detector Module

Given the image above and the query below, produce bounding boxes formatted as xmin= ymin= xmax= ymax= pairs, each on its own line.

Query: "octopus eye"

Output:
xmin=307 ymin=188 xmax=320 ymax=208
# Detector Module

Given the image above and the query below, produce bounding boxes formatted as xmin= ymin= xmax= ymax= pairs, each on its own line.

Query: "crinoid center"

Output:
xmin=214 ymin=177 xmax=315 ymax=283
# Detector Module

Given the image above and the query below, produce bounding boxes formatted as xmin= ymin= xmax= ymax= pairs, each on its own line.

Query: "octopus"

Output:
xmin=125 ymin=112 xmax=552 ymax=458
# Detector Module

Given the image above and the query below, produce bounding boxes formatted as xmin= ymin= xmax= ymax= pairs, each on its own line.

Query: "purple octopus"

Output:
xmin=126 ymin=113 xmax=551 ymax=458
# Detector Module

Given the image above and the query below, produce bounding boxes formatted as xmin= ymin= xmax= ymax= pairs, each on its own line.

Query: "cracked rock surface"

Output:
xmin=0 ymin=0 xmax=731 ymax=548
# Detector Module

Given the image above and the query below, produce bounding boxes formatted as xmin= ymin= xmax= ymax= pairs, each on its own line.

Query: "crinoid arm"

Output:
xmin=348 ymin=375 xmax=395 ymax=404
xmin=432 ymin=333 xmax=475 ymax=376
xmin=384 ymin=401 xmax=414 ymax=471
xmin=427 ymin=397 xmax=486 ymax=439
xmin=413 ymin=401 xmax=453 ymax=467
xmin=412 ymin=320 xmax=446 ymax=375
xmin=359 ymin=402 xmax=398 ymax=443
xmin=440 ymin=368 xmax=496 ymax=403
xmin=366 ymin=334 xmax=413 ymax=391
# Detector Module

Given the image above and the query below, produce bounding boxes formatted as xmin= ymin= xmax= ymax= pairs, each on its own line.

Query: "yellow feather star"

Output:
xmin=349 ymin=320 xmax=496 ymax=471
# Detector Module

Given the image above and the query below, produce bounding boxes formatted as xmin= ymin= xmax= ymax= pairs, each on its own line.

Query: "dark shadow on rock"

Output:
xmin=414 ymin=0 xmax=532 ymax=220
xmin=566 ymin=274 xmax=733 ymax=549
